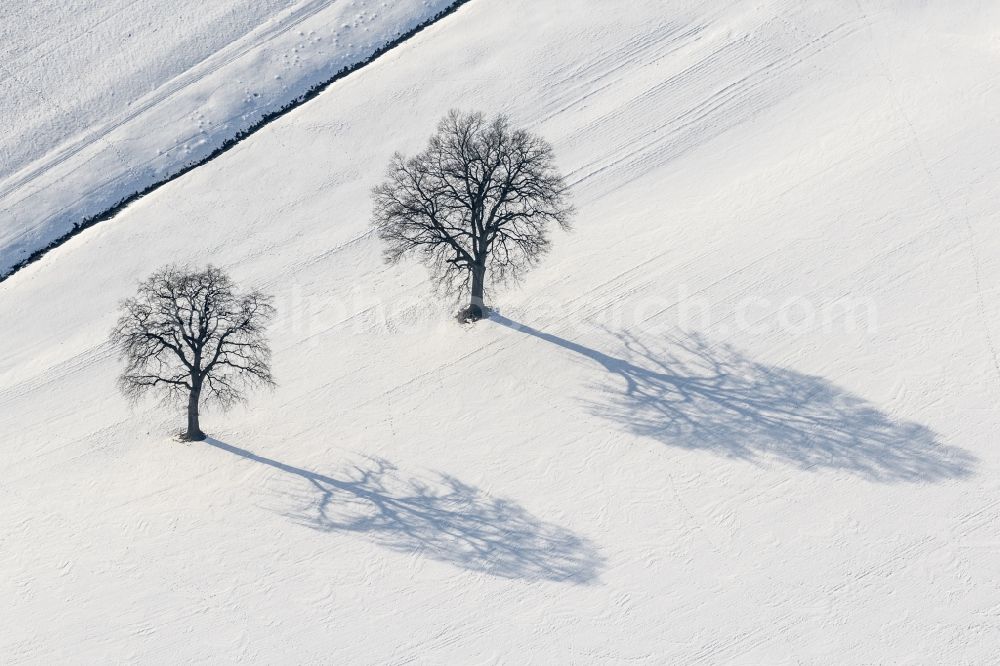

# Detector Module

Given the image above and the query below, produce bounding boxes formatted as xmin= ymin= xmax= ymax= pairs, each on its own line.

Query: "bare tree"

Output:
xmin=372 ymin=110 xmax=574 ymax=321
xmin=110 ymin=265 xmax=275 ymax=441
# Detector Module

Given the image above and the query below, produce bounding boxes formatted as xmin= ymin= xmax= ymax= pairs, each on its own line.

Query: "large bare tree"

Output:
xmin=110 ymin=265 xmax=275 ymax=441
xmin=372 ymin=110 xmax=574 ymax=321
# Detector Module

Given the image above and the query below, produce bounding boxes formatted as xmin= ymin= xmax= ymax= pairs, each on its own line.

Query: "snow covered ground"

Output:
xmin=0 ymin=0 xmax=459 ymax=277
xmin=2 ymin=0 xmax=1000 ymax=662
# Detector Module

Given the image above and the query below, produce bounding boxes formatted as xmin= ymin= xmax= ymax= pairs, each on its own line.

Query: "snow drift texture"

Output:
xmin=2 ymin=0 xmax=1000 ymax=662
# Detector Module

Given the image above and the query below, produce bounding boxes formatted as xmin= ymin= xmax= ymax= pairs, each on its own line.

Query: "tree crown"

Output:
xmin=372 ymin=110 xmax=573 ymax=296
xmin=110 ymin=264 xmax=275 ymax=408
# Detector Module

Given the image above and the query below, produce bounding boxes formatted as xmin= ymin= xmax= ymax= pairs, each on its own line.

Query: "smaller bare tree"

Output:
xmin=372 ymin=110 xmax=574 ymax=321
xmin=110 ymin=265 xmax=275 ymax=441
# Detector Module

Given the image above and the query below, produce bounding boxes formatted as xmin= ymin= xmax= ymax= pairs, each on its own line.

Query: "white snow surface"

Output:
xmin=0 ymin=0 xmax=458 ymax=277
xmin=3 ymin=0 xmax=1000 ymax=662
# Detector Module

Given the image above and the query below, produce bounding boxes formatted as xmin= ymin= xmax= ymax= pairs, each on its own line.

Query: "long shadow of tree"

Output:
xmin=205 ymin=438 xmax=603 ymax=583
xmin=492 ymin=316 xmax=975 ymax=483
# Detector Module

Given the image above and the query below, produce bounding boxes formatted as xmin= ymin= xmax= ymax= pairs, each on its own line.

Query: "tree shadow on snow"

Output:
xmin=491 ymin=315 xmax=975 ymax=483
xmin=204 ymin=438 xmax=603 ymax=583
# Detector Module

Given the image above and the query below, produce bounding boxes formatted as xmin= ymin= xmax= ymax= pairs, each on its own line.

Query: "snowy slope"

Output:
xmin=0 ymin=0 xmax=460 ymax=277
xmin=3 ymin=0 xmax=1000 ymax=662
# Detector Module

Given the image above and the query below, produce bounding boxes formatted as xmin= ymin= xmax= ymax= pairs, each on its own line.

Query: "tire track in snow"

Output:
xmin=566 ymin=17 xmax=863 ymax=194
xmin=0 ymin=343 xmax=114 ymax=411
xmin=535 ymin=21 xmax=709 ymax=126
xmin=0 ymin=62 xmax=142 ymax=200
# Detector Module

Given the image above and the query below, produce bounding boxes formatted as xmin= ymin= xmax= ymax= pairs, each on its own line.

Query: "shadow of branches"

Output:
xmin=492 ymin=316 xmax=975 ymax=483
xmin=205 ymin=438 xmax=603 ymax=583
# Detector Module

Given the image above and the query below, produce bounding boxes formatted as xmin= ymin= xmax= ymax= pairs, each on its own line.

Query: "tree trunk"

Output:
xmin=469 ymin=263 xmax=487 ymax=320
xmin=186 ymin=383 xmax=205 ymax=441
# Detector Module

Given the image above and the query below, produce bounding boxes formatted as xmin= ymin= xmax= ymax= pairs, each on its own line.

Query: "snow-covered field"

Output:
xmin=0 ymin=0 xmax=459 ymax=277
xmin=3 ymin=0 xmax=1000 ymax=662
